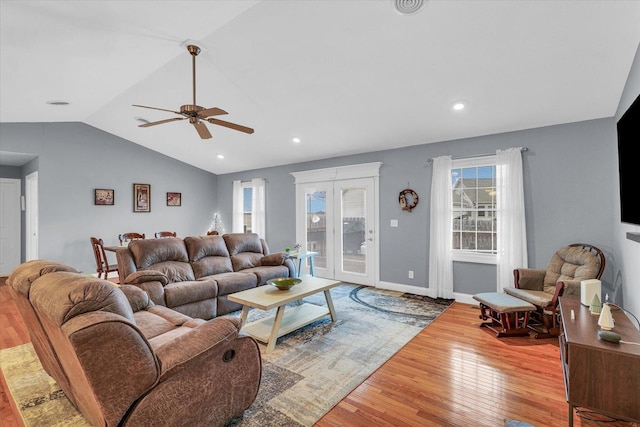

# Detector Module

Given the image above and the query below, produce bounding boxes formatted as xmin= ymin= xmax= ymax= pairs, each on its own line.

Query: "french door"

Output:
xmin=294 ymin=164 xmax=380 ymax=286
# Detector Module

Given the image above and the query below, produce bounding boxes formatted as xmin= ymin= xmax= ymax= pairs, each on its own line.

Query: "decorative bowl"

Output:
xmin=268 ymin=277 xmax=301 ymax=290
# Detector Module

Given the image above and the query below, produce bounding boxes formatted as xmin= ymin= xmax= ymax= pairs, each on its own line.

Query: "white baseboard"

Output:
xmin=375 ymin=280 xmax=478 ymax=305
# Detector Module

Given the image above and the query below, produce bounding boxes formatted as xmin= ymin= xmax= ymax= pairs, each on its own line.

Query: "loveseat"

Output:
xmin=117 ymin=233 xmax=296 ymax=319
xmin=7 ymin=259 xmax=261 ymax=427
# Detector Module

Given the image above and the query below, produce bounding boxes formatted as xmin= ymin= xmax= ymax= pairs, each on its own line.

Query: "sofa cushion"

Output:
xmin=164 ymin=279 xmax=217 ymax=308
xmin=230 ymin=253 xmax=263 ymax=272
xmin=185 ymin=235 xmax=234 ymax=278
xmin=503 ymin=288 xmax=553 ymax=308
xmin=146 ymin=261 xmax=195 ymax=283
xmin=223 ymin=233 xmax=263 ymax=256
xmin=243 ymin=265 xmax=291 ymax=286
xmin=130 ymin=238 xmax=189 ymax=269
xmin=203 ymin=272 xmax=258 ymax=296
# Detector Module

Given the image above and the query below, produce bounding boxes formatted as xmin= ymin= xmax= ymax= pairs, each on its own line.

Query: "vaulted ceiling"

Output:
xmin=1 ymin=1 xmax=639 ymax=174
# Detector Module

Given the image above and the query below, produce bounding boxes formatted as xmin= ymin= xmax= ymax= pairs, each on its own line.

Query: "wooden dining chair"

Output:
xmin=90 ymin=237 xmax=119 ymax=280
xmin=155 ymin=231 xmax=177 ymax=238
xmin=118 ymin=233 xmax=145 ymax=245
xmin=206 ymin=230 xmax=219 ymax=236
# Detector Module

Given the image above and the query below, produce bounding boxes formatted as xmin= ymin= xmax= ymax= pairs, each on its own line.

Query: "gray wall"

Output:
xmin=0 ymin=122 xmax=218 ymax=275
xmin=217 ymin=117 xmax=617 ymax=296
xmin=1 ymin=94 xmax=636 ymax=307
xmin=613 ymin=42 xmax=640 ymax=319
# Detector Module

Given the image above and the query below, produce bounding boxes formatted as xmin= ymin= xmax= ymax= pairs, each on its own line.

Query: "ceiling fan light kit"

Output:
xmin=133 ymin=44 xmax=254 ymax=140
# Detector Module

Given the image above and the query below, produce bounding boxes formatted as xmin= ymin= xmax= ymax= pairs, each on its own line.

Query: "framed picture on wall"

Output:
xmin=167 ymin=192 xmax=181 ymax=206
xmin=133 ymin=183 xmax=151 ymax=212
xmin=94 ymin=189 xmax=114 ymax=205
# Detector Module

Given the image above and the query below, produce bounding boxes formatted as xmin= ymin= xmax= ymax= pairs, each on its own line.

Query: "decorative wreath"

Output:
xmin=399 ymin=188 xmax=419 ymax=212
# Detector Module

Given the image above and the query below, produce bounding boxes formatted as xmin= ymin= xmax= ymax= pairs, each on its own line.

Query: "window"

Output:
xmin=451 ymin=156 xmax=497 ymax=263
xmin=232 ymin=178 xmax=265 ymax=236
xmin=243 ymin=184 xmax=253 ymax=233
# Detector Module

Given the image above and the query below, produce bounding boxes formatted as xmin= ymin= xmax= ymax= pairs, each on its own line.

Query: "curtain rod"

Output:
xmin=426 ymin=146 xmax=528 ymax=163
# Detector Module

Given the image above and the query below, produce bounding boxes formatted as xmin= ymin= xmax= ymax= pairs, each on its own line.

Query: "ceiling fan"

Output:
xmin=133 ymin=44 xmax=254 ymax=140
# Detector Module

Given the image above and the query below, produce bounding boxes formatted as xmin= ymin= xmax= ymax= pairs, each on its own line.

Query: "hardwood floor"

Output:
xmin=0 ymin=279 xmax=636 ymax=427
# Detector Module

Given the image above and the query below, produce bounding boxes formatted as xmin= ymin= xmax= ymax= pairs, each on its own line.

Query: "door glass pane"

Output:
xmin=306 ymin=190 xmax=326 ymax=269
xmin=341 ymin=187 xmax=366 ymax=274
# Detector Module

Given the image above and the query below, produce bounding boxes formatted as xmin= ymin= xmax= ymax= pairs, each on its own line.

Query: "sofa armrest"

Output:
xmin=558 ymin=279 xmax=581 ymax=298
xmin=123 ymin=271 xmax=168 ymax=307
xmin=513 ymin=268 xmax=546 ymax=290
xmin=125 ymin=270 xmax=169 ymax=286
xmin=260 ymin=252 xmax=289 ymax=266
xmin=154 ymin=316 xmax=243 ymax=376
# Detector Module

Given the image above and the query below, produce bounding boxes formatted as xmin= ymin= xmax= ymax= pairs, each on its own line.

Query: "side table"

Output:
xmin=288 ymin=250 xmax=319 ymax=277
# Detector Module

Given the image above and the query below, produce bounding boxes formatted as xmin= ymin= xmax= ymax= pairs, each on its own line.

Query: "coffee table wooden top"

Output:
xmin=228 ymin=276 xmax=340 ymax=311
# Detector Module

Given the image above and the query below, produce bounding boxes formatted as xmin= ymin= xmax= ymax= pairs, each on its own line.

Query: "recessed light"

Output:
xmin=452 ymin=101 xmax=467 ymax=111
xmin=46 ymin=100 xmax=70 ymax=106
xmin=217 ymin=154 xmax=225 ymax=159
xmin=292 ymin=137 xmax=301 ymax=143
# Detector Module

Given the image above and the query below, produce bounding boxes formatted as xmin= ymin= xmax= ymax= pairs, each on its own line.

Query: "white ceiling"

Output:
xmin=1 ymin=0 xmax=639 ymax=174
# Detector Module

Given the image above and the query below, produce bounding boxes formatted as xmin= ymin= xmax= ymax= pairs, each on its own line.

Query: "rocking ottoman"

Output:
xmin=473 ymin=292 xmax=536 ymax=337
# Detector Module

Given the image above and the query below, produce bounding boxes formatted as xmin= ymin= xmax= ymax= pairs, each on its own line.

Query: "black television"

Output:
xmin=617 ymin=94 xmax=640 ymax=226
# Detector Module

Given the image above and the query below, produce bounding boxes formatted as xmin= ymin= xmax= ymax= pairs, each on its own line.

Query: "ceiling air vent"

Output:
xmin=45 ymin=100 xmax=70 ymax=106
xmin=394 ymin=0 xmax=425 ymax=15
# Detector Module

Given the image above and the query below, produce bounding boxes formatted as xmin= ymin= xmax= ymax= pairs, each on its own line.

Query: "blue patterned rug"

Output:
xmin=227 ymin=283 xmax=453 ymax=426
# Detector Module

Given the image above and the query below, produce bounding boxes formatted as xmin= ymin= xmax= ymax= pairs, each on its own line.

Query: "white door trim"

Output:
xmin=292 ymin=162 xmax=381 ymax=286
xmin=25 ymin=171 xmax=38 ymax=261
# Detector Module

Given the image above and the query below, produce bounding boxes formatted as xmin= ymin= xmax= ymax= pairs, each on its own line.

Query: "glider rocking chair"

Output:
xmin=504 ymin=243 xmax=605 ymax=338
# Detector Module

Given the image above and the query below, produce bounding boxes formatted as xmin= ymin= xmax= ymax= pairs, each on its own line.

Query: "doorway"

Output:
xmin=293 ymin=163 xmax=381 ymax=286
xmin=0 ymin=178 xmax=21 ymax=274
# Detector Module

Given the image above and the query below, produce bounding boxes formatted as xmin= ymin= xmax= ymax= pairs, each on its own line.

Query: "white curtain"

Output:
xmin=496 ymin=147 xmax=528 ymax=292
xmin=428 ymin=156 xmax=454 ymax=299
xmin=232 ymin=180 xmax=244 ymax=233
xmin=251 ymin=178 xmax=266 ymax=238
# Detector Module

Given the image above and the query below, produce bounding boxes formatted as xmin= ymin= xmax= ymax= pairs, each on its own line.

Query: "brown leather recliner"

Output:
xmin=18 ymin=265 xmax=261 ymax=427
xmin=504 ymin=243 xmax=605 ymax=338
xmin=6 ymin=260 xmax=80 ymax=406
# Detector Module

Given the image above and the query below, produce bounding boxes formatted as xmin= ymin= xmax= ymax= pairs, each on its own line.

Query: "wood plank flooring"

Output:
xmin=0 ymin=279 xmax=636 ymax=427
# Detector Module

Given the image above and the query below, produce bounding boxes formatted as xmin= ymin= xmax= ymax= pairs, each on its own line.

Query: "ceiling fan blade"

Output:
xmin=193 ymin=121 xmax=212 ymax=139
xmin=198 ymin=107 xmax=228 ymax=118
xmin=138 ymin=117 xmax=186 ymax=128
xmin=133 ymin=104 xmax=182 ymax=115
xmin=207 ymin=118 xmax=255 ymax=134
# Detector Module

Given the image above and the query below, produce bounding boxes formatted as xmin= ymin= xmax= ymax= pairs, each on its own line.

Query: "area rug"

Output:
xmin=0 ymin=283 xmax=452 ymax=427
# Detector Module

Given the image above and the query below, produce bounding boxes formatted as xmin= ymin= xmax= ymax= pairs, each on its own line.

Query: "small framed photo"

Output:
xmin=167 ymin=192 xmax=181 ymax=206
xmin=94 ymin=189 xmax=114 ymax=205
xmin=133 ymin=183 xmax=151 ymax=212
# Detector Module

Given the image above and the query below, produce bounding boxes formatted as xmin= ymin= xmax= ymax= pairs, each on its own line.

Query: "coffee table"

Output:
xmin=228 ymin=277 xmax=340 ymax=353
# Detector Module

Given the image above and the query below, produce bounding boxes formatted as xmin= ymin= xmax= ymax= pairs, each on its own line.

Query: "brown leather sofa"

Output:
xmin=7 ymin=259 xmax=261 ymax=427
xmin=117 ymin=233 xmax=296 ymax=319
